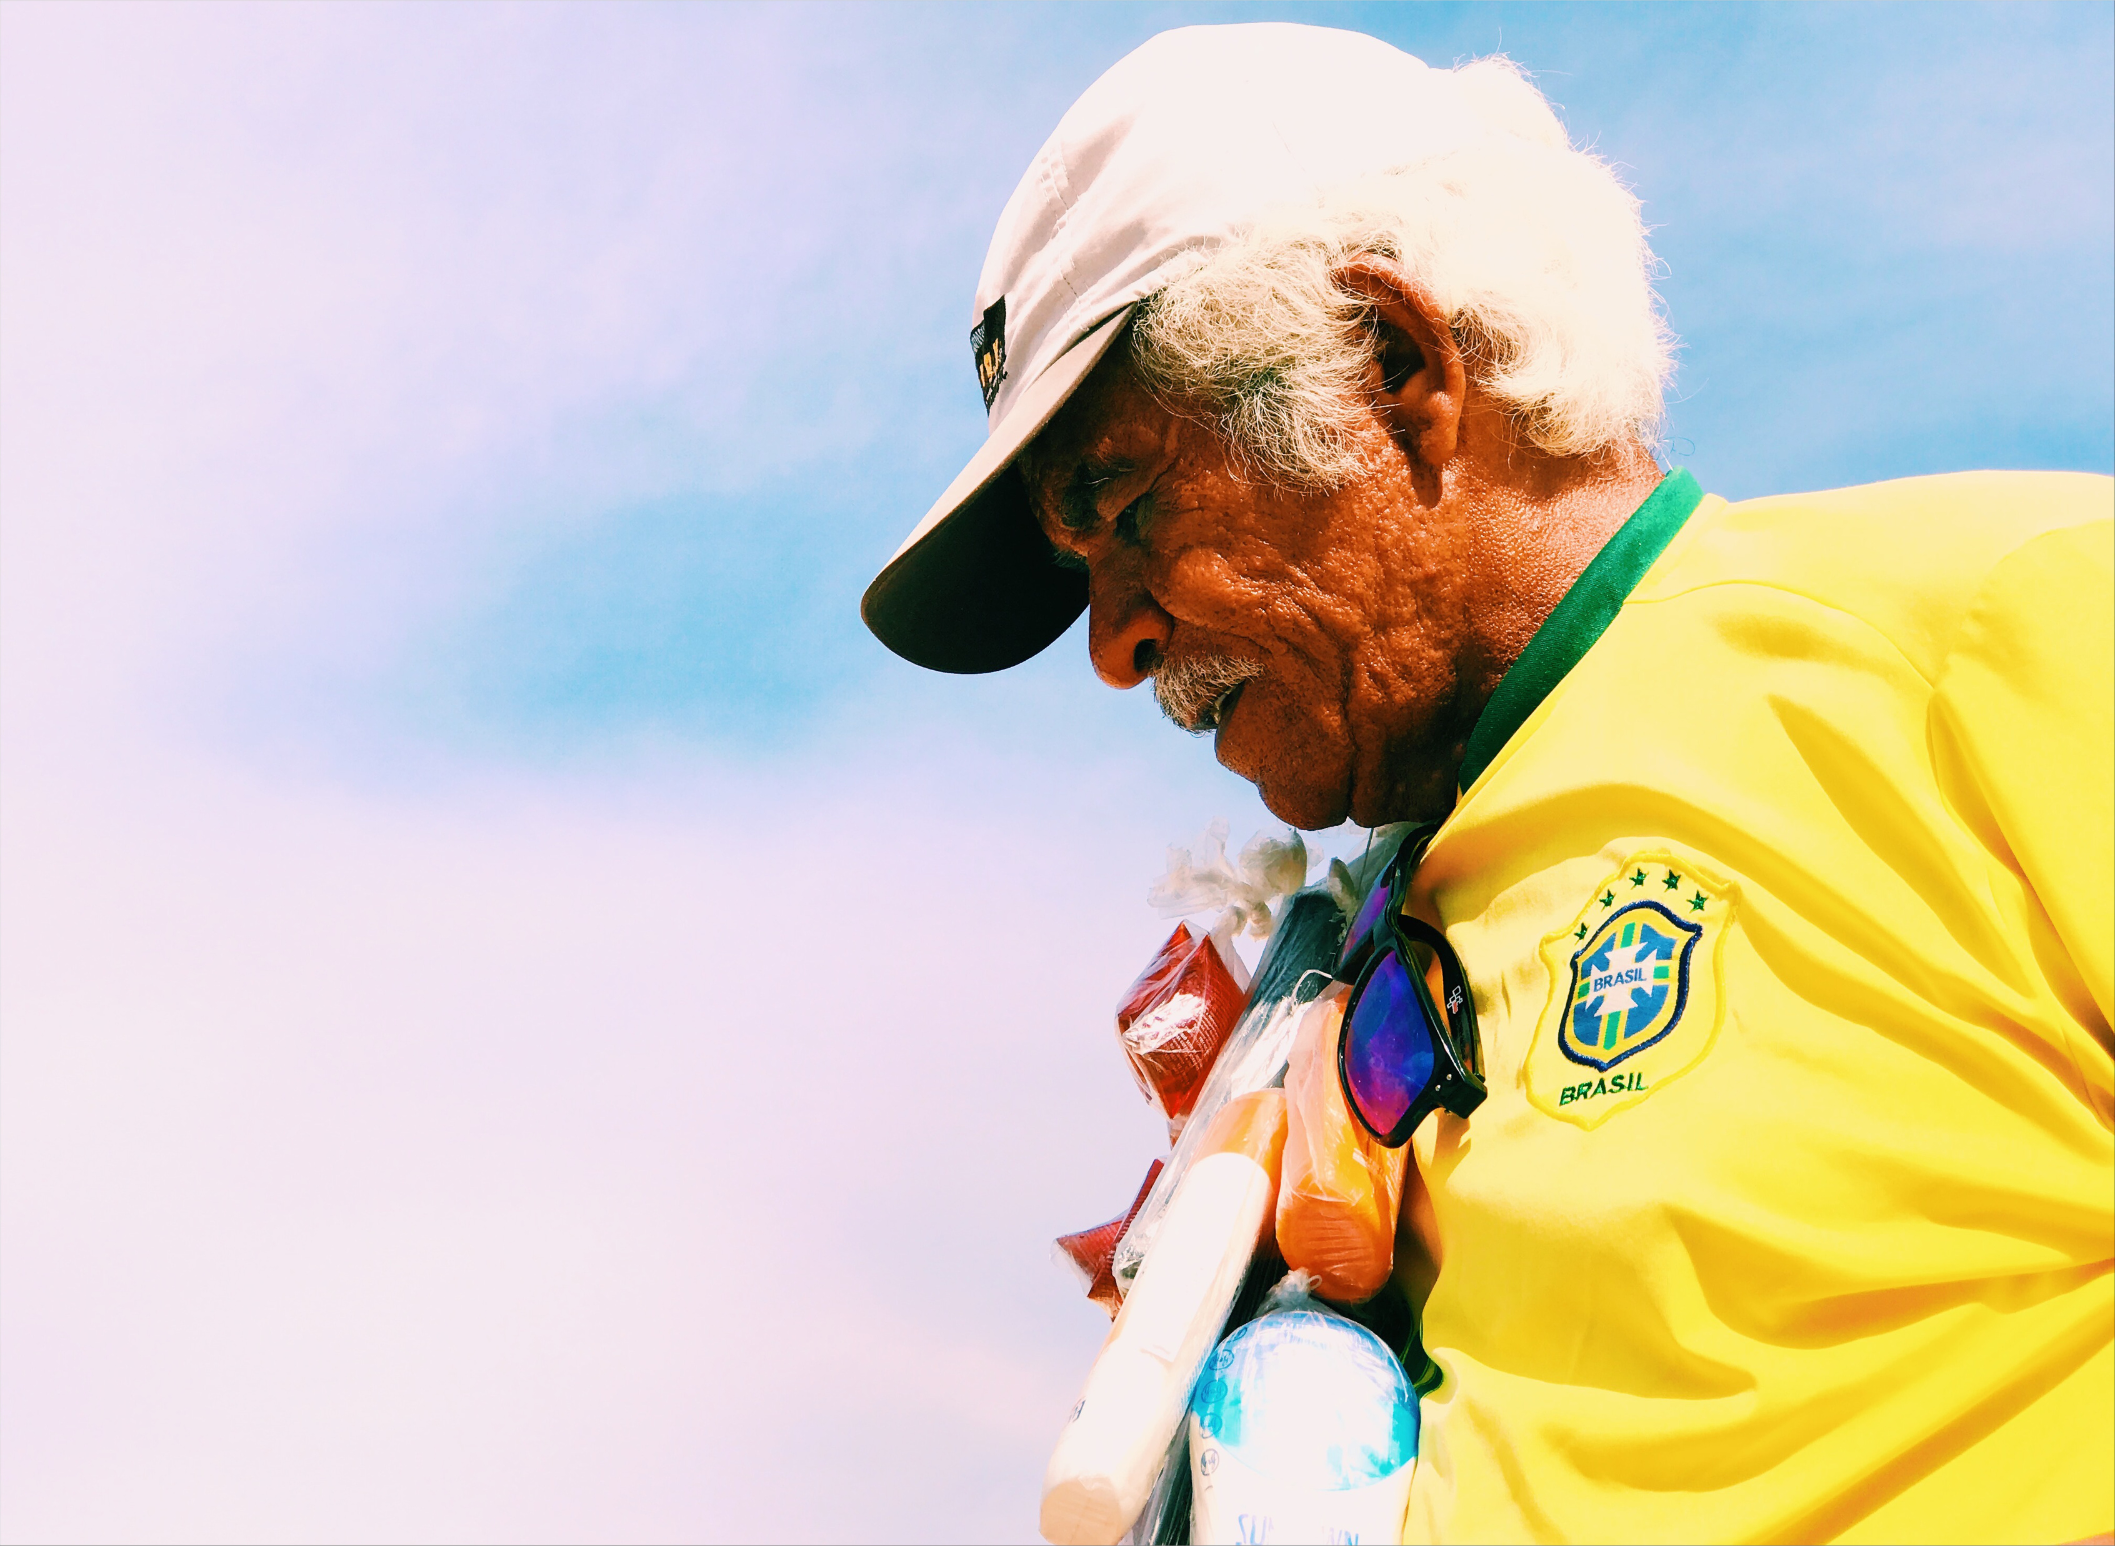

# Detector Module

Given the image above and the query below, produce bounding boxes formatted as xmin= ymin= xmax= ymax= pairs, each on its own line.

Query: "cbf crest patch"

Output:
xmin=971 ymin=297 xmax=1007 ymax=412
xmin=1525 ymin=852 xmax=1735 ymax=1128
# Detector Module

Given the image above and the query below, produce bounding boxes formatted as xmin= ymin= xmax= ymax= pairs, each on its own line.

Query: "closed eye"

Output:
xmin=1050 ymin=543 xmax=1088 ymax=574
xmin=1113 ymin=494 xmax=1152 ymax=547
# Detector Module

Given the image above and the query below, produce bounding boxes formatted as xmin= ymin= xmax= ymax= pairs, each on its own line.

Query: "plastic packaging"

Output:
xmin=1070 ymin=827 xmax=1424 ymax=1545
xmin=1056 ymin=1160 xmax=1167 ymax=1317
xmin=1276 ymin=989 xmax=1407 ymax=1304
xmin=1116 ymin=924 xmax=1249 ymax=1142
xmin=1147 ymin=820 xmax=1312 ymax=943
xmin=1039 ymin=1091 xmax=1288 ymax=1546
xmin=1118 ymin=1425 xmax=1190 ymax=1546
xmin=1118 ymin=1239 xmax=1306 ymax=1546
xmin=1186 ymin=1271 xmax=1419 ymax=1545
xmin=1112 ymin=885 xmax=1352 ymax=1298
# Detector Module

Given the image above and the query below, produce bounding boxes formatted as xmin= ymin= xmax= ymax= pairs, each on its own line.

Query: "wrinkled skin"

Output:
xmin=1019 ymin=258 xmax=1662 ymax=829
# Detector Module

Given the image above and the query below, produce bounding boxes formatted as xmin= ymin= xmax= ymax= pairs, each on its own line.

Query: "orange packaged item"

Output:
xmin=1275 ymin=988 xmax=1406 ymax=1303
xmin=1115 ymin=923 xmax=1247 ymax=1140
xmin=1054 ymin=1159 xmax=1166 ymax=1317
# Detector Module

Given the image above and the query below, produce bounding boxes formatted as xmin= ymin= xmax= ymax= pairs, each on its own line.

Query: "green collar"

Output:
xmin=1456 ymin=468 xmax=1705 ymax=794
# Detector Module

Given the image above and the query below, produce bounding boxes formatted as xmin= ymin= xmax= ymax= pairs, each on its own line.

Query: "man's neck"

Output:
xmin=1461 ymin=439 xmax=1663 ymax=706
xmin=1366 ymin=428 xmax=1666 ymax=824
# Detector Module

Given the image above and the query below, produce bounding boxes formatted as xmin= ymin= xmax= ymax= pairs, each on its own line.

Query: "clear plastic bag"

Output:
xmin=1147 ymin=819 xmax=1312 ymax=948
xmin=1276 ymin=988 xmax=1407 ymax=1304
xmin=1039 ymin=1092 xmax=1288 ymax=1546
xmin=1118 ymin=1426 xmax=1190 ymax=1546
xmin=1111 ymin=884 xmax=1352 ymax=1298
xmin=1186 ymin=1270 xmax=1419 ymax=1545
xmin=1065 ymin=826 xmax=1423 ymax=1544
xmin=1055 ymin=1159 xmax=1166 ymax=1317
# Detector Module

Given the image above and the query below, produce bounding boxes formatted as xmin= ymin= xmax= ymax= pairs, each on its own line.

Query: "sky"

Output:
xmin=0 ymin=3 xmax=2109 ymax=1542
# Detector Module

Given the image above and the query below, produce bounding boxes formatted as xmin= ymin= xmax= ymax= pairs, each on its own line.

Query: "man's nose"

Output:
xmin=1086 ymin=565 xmax=1175 ymax=688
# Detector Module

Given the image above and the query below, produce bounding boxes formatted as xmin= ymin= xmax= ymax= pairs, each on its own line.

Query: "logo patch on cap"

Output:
xmin=971 ymin=298 xmax=1007 ymax=411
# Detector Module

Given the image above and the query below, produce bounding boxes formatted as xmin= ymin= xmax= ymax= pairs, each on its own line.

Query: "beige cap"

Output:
xmin=861 ymin=23 xmax=1476 ymax=673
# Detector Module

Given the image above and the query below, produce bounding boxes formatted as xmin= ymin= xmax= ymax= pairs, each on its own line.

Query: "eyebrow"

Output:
xmin=1059 ymin=457 xmax=1133 ymax=534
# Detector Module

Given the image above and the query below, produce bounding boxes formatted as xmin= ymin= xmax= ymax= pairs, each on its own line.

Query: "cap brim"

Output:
xmin=861 ymin=306 xmax=1133 ymax=674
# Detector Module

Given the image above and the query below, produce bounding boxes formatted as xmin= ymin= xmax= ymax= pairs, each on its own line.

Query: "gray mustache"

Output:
xmin=1153 ymin=654 xmax=1261 ymax=733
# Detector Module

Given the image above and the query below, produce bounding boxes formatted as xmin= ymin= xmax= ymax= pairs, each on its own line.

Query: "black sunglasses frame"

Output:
xmin=1334 ymin=830 xmax=1487 ymax=1146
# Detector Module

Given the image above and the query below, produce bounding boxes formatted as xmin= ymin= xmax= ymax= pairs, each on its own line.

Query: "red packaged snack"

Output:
xmin=1116 ymin=923 xmax=1247 ymax=1139
xmin=1116 ymin=922 xmax=1199 ymax=1032
xmin=1055 ymin=1159 xmax=1165 ymax=1316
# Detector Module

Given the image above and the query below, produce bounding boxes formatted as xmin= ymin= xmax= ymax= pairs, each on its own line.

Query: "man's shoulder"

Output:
xmin=1637 ymin=470 xmax=2114 ymax=682
xmin=1715 ymin=469 xmax=2111 ymax=543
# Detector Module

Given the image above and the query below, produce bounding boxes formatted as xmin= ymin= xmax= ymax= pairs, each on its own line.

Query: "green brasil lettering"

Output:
xmin=1558 ymin=1071 xmax=1649 ymax=1105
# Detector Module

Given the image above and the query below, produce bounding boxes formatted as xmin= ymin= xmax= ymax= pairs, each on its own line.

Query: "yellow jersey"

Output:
xmin=1400 ymin=470 xmax=2114 ymax=1544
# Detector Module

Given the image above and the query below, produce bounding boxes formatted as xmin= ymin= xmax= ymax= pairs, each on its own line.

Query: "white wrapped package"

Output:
xmin=1039 ymin=1091 xmax=1286 ymax=1546
xmin=1186 ymin=1273 xmax=1419 ymax=1545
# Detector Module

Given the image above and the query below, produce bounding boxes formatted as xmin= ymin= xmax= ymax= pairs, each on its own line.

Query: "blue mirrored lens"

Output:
xmin=1344 ymin=951 xmax=1436 ymax=1137
xmin=1341 ymin=876 xmax=1394 ymax=968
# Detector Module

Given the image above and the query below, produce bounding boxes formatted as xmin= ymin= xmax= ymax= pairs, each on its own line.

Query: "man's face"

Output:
xmin=1019 ymin=353 xmax=1480 ymax=829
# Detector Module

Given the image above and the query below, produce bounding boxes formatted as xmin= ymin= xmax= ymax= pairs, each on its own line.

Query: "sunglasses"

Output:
xmin=1334 ymin=826 xmax=1487 ymax=1146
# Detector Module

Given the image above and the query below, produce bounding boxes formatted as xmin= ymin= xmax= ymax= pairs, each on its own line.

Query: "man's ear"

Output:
xmin=1333 ymin=256 xmax=1466 ymax=500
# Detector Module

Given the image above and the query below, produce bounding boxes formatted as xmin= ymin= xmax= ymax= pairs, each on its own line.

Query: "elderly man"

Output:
xmin=862 ymin=24 xmax=2113 ymax=1546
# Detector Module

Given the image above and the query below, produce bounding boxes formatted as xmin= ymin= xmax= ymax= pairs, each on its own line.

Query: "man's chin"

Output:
xmin=1211 ymin=686 xmax=1354 ymax=831
xmin=1347 ymin=746 xmax=1457 ymax=827
xmin=1347 ymin=784 xmax=1431 ymax=829
xmin=1244 ymin=764 xmax=1351 ymax=833
xmin=1260 ymin=782 xmax=1350 ymax=833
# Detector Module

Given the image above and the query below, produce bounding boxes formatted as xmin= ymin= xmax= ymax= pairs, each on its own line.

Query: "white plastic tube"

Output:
xmin=1039 ymin=1092 xmax=1285 ymax=1546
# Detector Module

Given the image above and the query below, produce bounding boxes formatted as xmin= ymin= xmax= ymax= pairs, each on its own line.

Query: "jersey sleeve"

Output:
xmin=1929 ymin=517 xmax=2114 ymax=1120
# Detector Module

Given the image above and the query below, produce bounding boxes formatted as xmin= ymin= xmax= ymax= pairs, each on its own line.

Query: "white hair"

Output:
xmin=1130 ymin=56 xmax=1674 ymax=483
